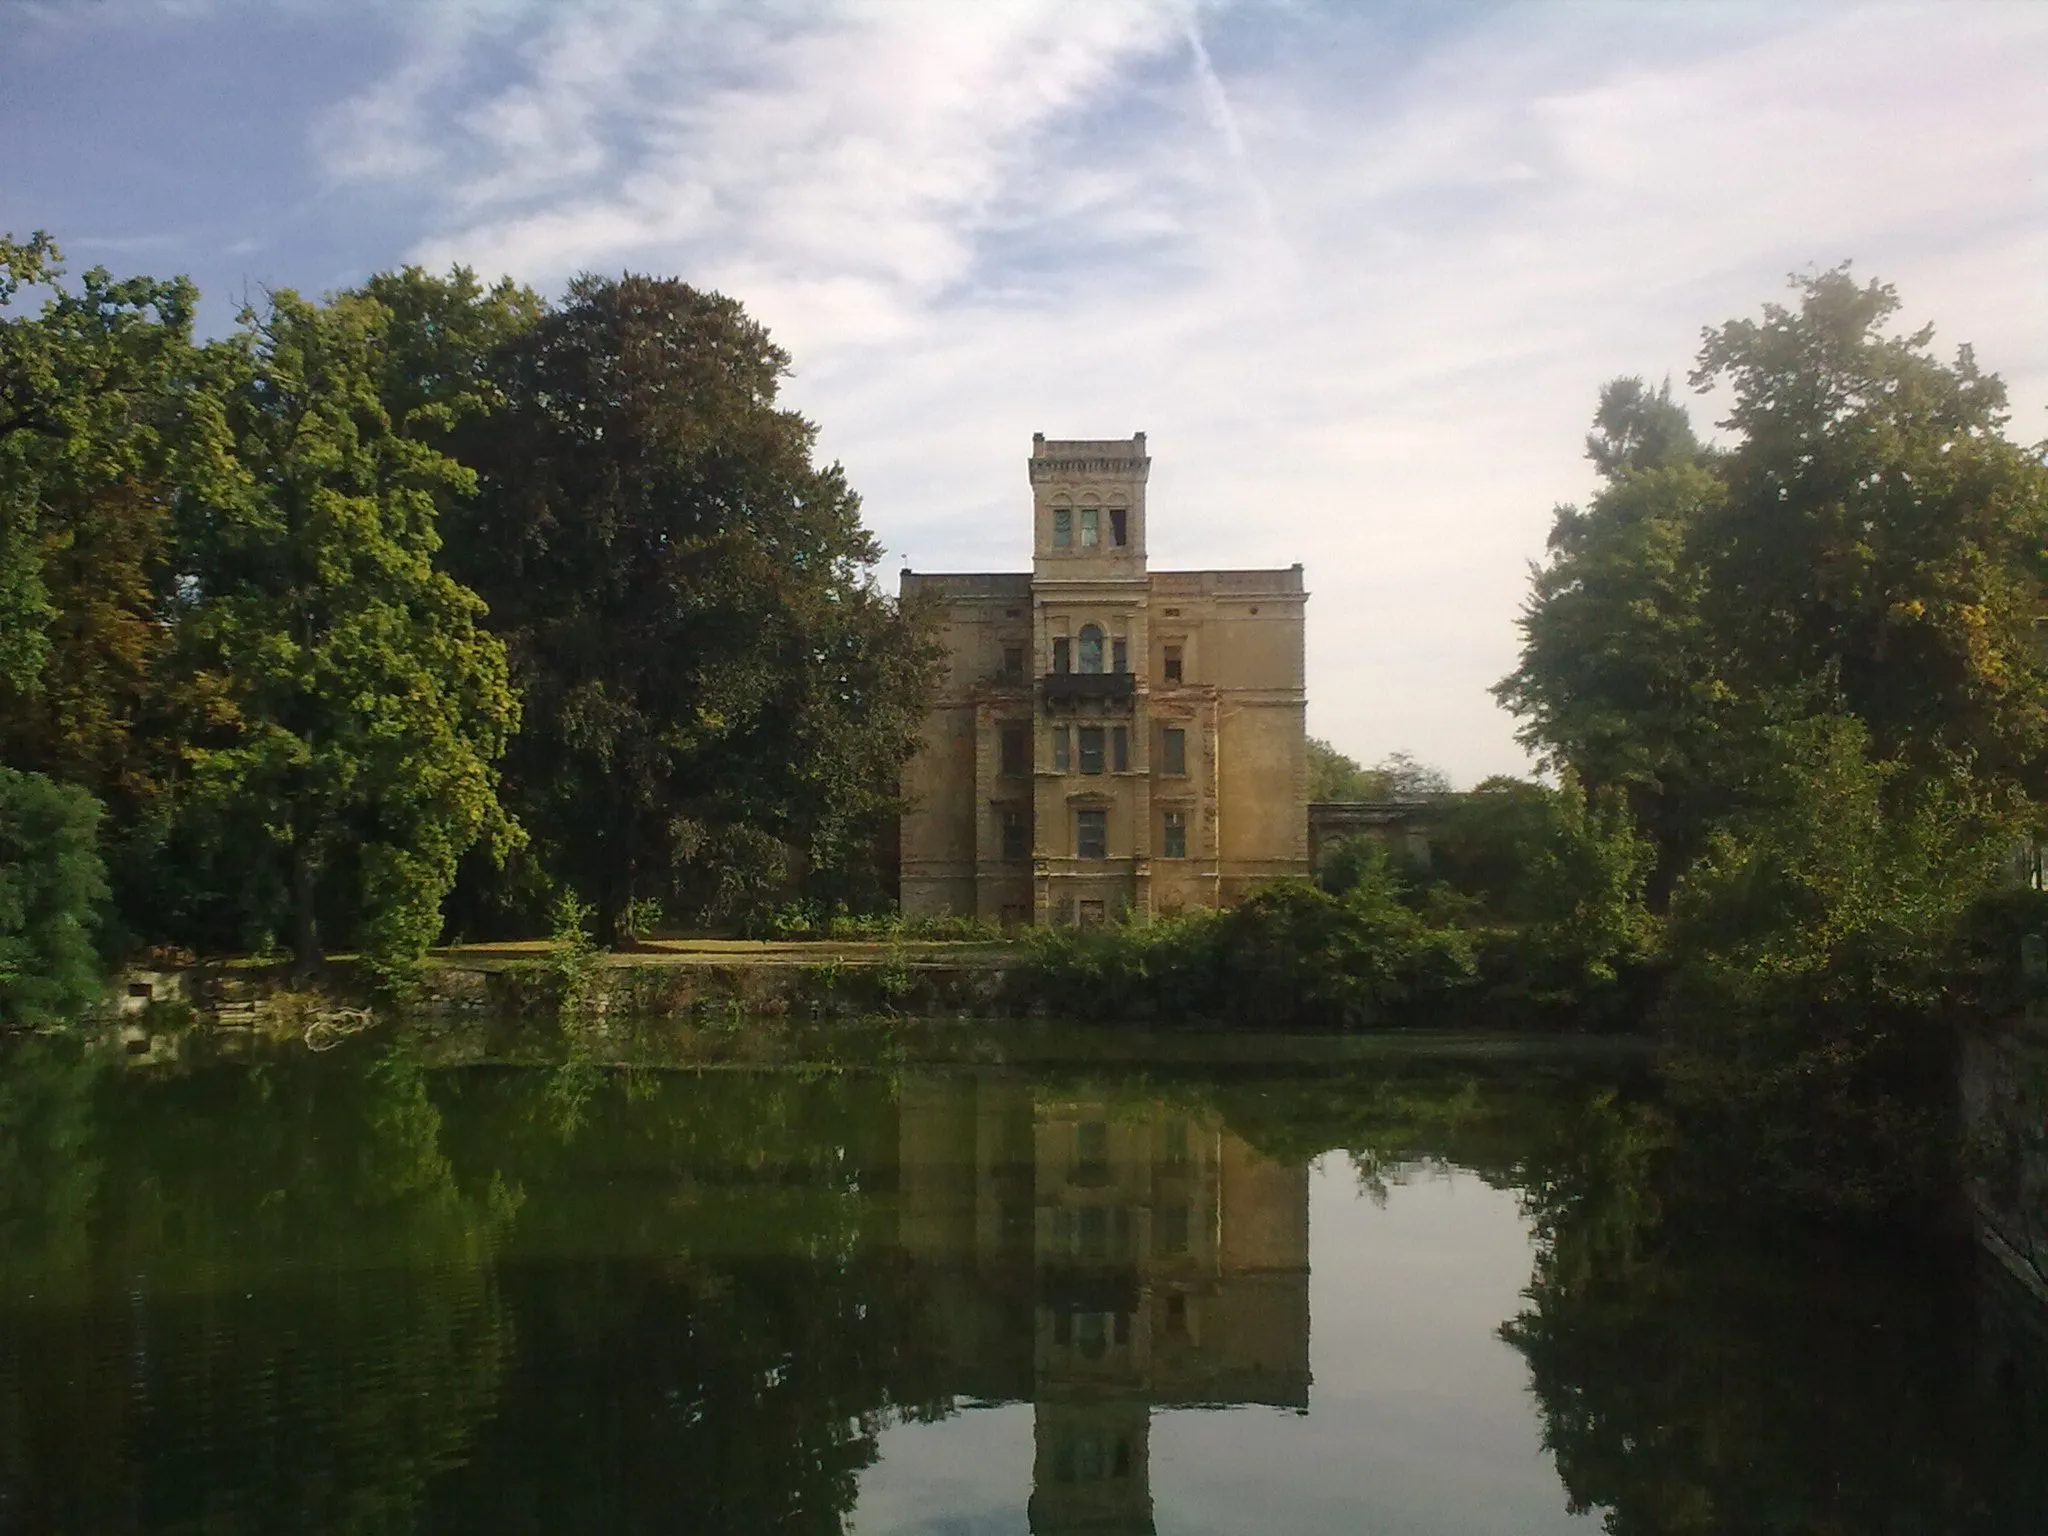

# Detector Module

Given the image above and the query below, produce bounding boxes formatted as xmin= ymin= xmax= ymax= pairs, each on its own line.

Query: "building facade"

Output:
xmin=900 ymin=433 xmax=1308 ymax=926
xmin=895 ymin=1073 xmax=1311 ymax=1534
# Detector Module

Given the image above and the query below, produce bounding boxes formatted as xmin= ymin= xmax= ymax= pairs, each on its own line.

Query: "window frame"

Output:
xmin=1080 ymin=507 xmax=1100 ymax=546
xmin=1111 ymin=637 xmax=1128 ymax=674
xmin=1076 ymin=808 xmax=1108 ymax=859
xmin=1110 ymin=507 xmax=1128 ymax=546
xmin=1161 ymin=727 xmax=1187 ymax=776
xmin=1111 ymin=725 xmax=1128 ymax=773
xmin=1162 ymin=809 xmax=1187 ymax=858
xmin=1078 ymin=725 xmax=1105 ymax=774
xmin=998 ymin=723 xmax=1027 ymax=778
xmin=1052 ymin=726 xmax=1070 ymax=773
xmin=1163 ymin=644 xmax=1183 ymax=684
xmin=1000 ymin=807 xmax=1028 ymax=862
xmin=1053 ymin=507 xmax=1072 ymax=547
xmin=1077 ymin=624 xmax=1104 ymax=674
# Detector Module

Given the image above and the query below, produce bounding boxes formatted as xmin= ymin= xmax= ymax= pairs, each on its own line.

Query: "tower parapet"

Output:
xmin=1032 ymin=431 xmax=1149 ymax=581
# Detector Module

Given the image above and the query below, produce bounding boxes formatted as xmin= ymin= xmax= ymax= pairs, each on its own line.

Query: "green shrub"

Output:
xmin=754 ymin=902 xmax=1006 ymax=943
xmin=0 ymin=769 xmax=110 ymax=1027
xmin=1656 ymin=715 xmax=2019 ymax=1217
xmin=1026 ymin=869 xmax=1476 ymax=1030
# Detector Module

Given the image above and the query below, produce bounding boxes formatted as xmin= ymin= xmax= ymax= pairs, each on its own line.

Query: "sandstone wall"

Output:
xmin=1962 ymin=1017 xmax=2048 ymax=1303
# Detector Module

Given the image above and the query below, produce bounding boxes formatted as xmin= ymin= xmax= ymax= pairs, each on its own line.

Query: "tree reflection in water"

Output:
xmin=0 ymin=1032 xmax=2043 ymax=1533
xmin=1501 ymin=1092 xmax=2048 ymax=1535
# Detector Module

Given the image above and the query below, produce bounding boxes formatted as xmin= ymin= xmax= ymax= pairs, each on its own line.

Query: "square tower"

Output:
xmin=1032 ymin=433 xmax=1149 ymax=581
xmin=899 ymin=432 xmax=1307 ymax=927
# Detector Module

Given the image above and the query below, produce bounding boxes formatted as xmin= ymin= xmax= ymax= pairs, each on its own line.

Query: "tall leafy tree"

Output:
xmin=172 ymin=288 xmax=518 ymax=976
xmin=1306 ymin=739 xmax=1451 ymax=801
xmin=1495 ymin=378 xmax=1732 ymax=892
xmin=448 ymin=274 xmax=937 ymax=940
xmin=0 ymin=233 xmax=220 ymax=816
xmin=1691 ymin=266 xmax=2048 ymax=793
xmin=0 ymin=766 xmax=109 ymax=1025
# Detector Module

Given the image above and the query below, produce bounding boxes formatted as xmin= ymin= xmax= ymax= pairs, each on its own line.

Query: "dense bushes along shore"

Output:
xmin=10 ymin=243 xmax=2048 ymax=1224
xmin=1046 ymin=266 xmax=2048 ymax=1222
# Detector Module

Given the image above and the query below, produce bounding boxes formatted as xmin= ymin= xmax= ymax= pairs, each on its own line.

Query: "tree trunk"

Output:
xmin=293 ymin=839 xmax=323 ymax=979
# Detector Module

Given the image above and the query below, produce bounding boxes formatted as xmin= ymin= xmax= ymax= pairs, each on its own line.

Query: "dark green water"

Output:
xmin=1 ymin=1025 xmax=2044 ymax=1534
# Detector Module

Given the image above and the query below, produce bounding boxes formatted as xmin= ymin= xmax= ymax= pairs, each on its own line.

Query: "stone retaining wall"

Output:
xmin=411 ymin=957 xmax=1031 ymax=1020
xmin=1962 ymin=1017 xmax=2048 ymax=1303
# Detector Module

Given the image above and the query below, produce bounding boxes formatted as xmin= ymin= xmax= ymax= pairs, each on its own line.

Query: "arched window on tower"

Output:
xmin=1078 ymin=624 xmax=1104 ymax=674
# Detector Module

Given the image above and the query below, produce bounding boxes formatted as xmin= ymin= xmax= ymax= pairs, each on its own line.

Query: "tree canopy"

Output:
xmin=1499 ymin=267 xmax=2048 ymax=1214
xmin=445 ymin=273 xmax=937 ymax=941
xmin=0 ymin=238 xmax=937 ymax=992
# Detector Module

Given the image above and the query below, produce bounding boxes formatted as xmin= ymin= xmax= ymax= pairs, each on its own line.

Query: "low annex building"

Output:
xmin=899 ymin=433 xmax=1308 ymax=926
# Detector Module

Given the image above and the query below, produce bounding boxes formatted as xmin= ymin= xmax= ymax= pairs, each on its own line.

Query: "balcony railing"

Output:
xmin=1042 ymin=671 xmax=1136 ymax=709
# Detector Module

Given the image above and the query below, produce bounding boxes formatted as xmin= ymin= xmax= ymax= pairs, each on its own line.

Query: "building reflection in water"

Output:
xmin=897 ymin=1076 xmax=1310 ymax=1536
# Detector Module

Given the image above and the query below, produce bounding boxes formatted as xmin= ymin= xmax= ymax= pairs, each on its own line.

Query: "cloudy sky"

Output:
xmin=7 ymin=0 xmax=2047 ymax=782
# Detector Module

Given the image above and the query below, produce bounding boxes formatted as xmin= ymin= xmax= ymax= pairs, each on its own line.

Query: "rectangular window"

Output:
xmin=1077 ymin=809 xmax=1107 ymax=859
xmin=1052 ymin=726 xmax=1070 ymax=773
xmin=1078 ymin=725 xmax=1104 ymax=774
xmin=998 ymin=723 xmax=1027 ymax=778
xmin=1110 ymin=508 xmax=1128 ymax=547
xmin=1001 ymin=643 xmax=1024 ymax=680
xmin=1111 ymin=725 xmax=1128 ymax=772
xmin=1053 ymin=507 xmax=1072 ymax=547
xmin=1001 ymin=808 xmax=1028 ymax=861
xmin=1163 ymin=645 xmax=1183 ymax=684
xmin=1156 ymin=1203 xmax=1190 ymax=1257
xmin=1163 ymin=810 xmax=1186 ymax=858
xmin=1111 ymin=637 xmax=1127 ymax=674
xmin=1080 ymin=507 xmax=1100 ymax=546
xmin=1162 ymin=727 xmax=1186 ymax=776
xmin=1077 ymin=1119 xmax=1108 ymax=1171
xmin=1052 ymin=636 xmax=1071 ymax=674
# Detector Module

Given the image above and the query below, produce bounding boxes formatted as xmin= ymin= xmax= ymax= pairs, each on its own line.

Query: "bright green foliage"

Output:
xmin=1307 ymin=738 xmax=1376 ymax=800
xmin=0 ymin=767 xmax=109 ymax=1025
xmin=1495 ymin=380 xmax=1731 ymax=893
xmin=1028 ymin=873 xmax=1476 ymax=1029
xmin=1499 ymin=274 xmax=2048 ymax=1208
xmin=1434 ymin=776 xmax=1659 ymax=1025
xmin=0 ymin=233 xmax=221 ymax=825
xmin=1218 ymin=876 xmax=1475 ymax=1028
xmin=1658 ymin=713 xmax=2022 ymax=1215
xmin=1692 ymin=268 xmax=2048 ymax=792
xmin=353 ymin=266 xmax=544 ymax=452
xmin=172 ymin=289 xmax=518 ymax=978
xmin=446 ymin=274 xmax=938 ymax=940
xmin=1306 ymin=739 xmax=1451 ymax=801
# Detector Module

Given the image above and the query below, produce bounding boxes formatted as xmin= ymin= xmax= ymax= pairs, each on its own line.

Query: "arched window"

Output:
xmin=1077 ymin=624 xmax=1104 ymax=673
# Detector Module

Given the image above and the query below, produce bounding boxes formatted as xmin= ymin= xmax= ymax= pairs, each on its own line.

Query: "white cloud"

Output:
xmin=319 ymin=0 xmax=2048 ymax=783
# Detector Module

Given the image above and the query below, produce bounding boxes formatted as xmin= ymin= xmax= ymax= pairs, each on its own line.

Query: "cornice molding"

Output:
xmin=1029 ymin=457 xmax=1152 ymax=483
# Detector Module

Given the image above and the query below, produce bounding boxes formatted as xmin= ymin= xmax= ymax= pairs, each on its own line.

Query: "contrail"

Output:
xmin=1181 ymin=3 xmax=1288 ymax=262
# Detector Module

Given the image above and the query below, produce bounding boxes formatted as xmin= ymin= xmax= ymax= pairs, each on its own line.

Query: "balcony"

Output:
xmin=1042 ymin=671 xmax=1136 ymax=710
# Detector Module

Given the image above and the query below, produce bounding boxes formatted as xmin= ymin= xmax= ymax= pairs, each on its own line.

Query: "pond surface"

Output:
xmin=1 ymin=1025 xmax=2044 ymax=1534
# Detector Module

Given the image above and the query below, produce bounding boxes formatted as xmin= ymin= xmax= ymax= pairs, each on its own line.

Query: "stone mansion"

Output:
xmin=899 ymin=433 xmax=1309 ymax=926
